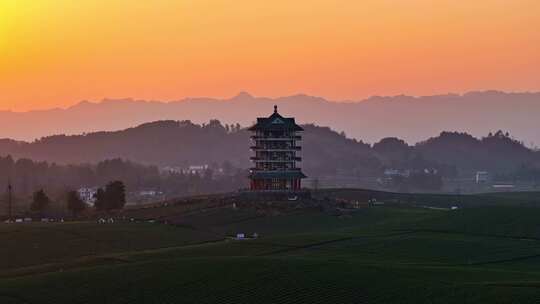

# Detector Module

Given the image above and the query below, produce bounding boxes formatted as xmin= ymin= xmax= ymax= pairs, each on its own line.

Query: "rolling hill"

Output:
xmin=0 ymin=120 xmax=538 ymax=182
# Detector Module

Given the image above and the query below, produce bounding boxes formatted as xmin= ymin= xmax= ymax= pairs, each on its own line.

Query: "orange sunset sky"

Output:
xmin=0 ymin=0 xmax=539 ymax=111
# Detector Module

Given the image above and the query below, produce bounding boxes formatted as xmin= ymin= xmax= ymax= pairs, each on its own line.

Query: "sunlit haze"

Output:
xmin=0 ymin=0 xmax=539 ymax=111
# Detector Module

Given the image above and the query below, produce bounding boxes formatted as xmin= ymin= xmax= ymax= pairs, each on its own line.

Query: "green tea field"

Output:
xmin=2 ymin=192 xmax=540 ymax=303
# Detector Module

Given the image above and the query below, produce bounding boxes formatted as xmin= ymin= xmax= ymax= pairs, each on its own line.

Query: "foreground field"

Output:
xmin=3 ymin=195 xmax=540 ymax=303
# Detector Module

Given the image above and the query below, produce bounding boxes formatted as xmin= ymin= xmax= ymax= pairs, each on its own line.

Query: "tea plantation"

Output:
xmin=2 ymin=192 xmax=540 ymax=303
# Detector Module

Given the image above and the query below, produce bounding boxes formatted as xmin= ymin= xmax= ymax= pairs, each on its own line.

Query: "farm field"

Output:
xmin=2 ymin=192 xmax=540 ymax=303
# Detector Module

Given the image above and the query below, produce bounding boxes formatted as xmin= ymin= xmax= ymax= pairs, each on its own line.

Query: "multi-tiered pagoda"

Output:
xmin=248 ymin=106 xmax=306 ymax=191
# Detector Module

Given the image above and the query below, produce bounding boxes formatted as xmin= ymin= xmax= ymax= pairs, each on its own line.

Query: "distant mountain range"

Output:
xmin=1 ymin=90 xmax=539 ymax=146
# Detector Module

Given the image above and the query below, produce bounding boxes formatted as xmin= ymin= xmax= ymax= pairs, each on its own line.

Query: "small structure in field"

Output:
xmin=476 ymin=171 xmax=490 ymax=184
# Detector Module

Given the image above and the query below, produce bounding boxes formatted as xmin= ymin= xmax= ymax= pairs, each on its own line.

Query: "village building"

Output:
xmin=185 ymin=165 xmax=209 ymax=175
xmin=248 ymin=106 xmax=306 ymax=191
xmin=77 ymin=187 xmax=97 ymax=206
xmin=476 ymin=171 xmax=490 ymax=184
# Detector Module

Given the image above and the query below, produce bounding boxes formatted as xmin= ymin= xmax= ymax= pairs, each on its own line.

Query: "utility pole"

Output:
xmin=7 ymin=180 xmax=13 ymax=222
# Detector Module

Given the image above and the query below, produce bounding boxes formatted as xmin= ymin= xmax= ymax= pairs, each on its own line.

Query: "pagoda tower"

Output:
xmin=248 ymin=106 xmax=306 ymax=191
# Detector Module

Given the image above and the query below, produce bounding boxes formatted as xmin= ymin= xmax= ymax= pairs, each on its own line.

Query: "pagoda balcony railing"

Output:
xmin=250 ymin=135 xmax=302 ymax=141
xmin=250 ymin=167 xmax=302 ymax=172
xmin=240 ymin=189 xmax=310 ymax=194
xmin=250 ymin=146 xmax=302 ymax=151
xmin=250 ymin=157 xmax=301 ymax=162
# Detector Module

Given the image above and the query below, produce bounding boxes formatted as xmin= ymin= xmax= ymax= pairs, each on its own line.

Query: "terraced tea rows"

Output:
xmin=3 ymin=193 xmax=540 ymax=303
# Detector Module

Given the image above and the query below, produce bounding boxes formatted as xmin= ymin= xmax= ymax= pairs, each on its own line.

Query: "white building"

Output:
xmin=160 ymin=165 xmax=210 ymax=175
xmin=476 ymin=171 xmax=490 ymax=184
xmin=78 ymin=187 xmax=97 ymax=206
xmin=185 ymin=165 xmax=209 ymax=175
xmin=384 ymin=169 xmax=411 ymax=178
xmin=138 ymin=190 xmax=164 ymax=197
xmin=160 ymin=166 xmax=183 ymax=174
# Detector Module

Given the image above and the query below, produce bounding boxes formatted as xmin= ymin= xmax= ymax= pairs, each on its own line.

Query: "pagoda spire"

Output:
xmin=274 ymin=105 xmax=278 ymax=113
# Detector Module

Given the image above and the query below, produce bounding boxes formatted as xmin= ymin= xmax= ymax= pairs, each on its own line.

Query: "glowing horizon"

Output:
xmin=1 ymin=0 xmax=539 ymax=111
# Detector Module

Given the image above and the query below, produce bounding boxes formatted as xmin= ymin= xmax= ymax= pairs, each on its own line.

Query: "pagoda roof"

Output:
xmin=248 ymin=105 xmax=304 ymax=132
xmin=249 ymin=170 xmax=307 ymax=179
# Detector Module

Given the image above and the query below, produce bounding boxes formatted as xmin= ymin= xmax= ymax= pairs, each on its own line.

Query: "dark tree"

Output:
xmin=31 ymin=189 xmax=50 ymax=215
xmin=66 ymin=190 xmax=86 ymax=217
xmin=94 ymin=188 xmax=107 ymax=211
xmin=94 ymin=181 xmax=126 ymax=211
xmin=105 ymin=181 xmax=126 ymax=210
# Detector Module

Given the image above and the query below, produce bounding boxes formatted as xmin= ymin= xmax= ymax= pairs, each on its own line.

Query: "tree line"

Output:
xmin=1 ymin=120 xmax=539 ymax=195
xmin=1 ymin=120 xmax=538 ymax=181
xmin=0 ymin=156 xmax=248 ymax=218
xmin=0 ymin=156 xmax=247 ymax=198
xmin=10 ymin=180 xmax=126 ymax=220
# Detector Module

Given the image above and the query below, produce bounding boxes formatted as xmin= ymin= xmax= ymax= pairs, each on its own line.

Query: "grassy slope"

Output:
xmin=3 ymin=192 xmax=540 ymax=303
xmin=319 ymin=189 xmax=540 ymax=207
